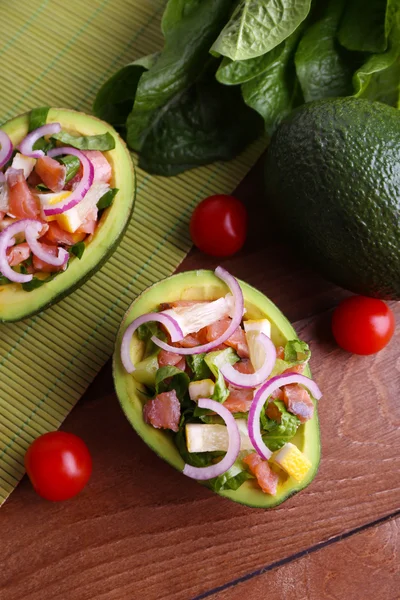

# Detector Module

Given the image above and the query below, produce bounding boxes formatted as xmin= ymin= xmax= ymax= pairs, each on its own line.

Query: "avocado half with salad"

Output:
xmin=0 ymin=107 xmax=135 ymax=321
xmin=113 ymin=267 xmax=322 ymax=508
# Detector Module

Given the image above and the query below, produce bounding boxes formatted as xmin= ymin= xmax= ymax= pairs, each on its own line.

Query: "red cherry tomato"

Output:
xmin=190 ymin=194 xmax=247 ymax=257
xmin=24 ymin=431 xmax=92 ymax=501
xmin=332 ymin=296 xmax=395 ymax=355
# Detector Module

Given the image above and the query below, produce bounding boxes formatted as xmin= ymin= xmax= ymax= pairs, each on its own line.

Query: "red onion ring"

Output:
xmin=0 ymin=219 xmax=38 ymax=283
xmin=220 ymin=333 xmax=276 ymax=389
xmin=0 ymin=130 xmax=13 ymax=169
xmin=151 ymin=266 xmax=244 ymax=355
xmin=248 ymin=373 xmax=323 ymax=460
xmin=25 ymin=221 xmax=69 ymax=267
xmin=18 ymin=123 xmax=61 ymax=159
xmin=183 ymin=398 xmax=241 ymax=480
xmin=121 ymin=312 xmax=184 ymax=373
xmin=43 ymin=147 xmax=94 ymax=216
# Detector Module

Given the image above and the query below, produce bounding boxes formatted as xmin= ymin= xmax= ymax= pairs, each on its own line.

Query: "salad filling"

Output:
xmin=0 ymin=107 xmax=117 ymax=289
xmin=121 ymin=267 xmax=322 ymax=497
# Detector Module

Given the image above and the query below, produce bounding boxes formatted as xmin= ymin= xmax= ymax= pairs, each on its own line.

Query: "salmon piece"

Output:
xmin=243 ymin=453 xmax=279 ymax=495
xmin=269 ymin=388 xmax=284 ymax=401
xmin=7 ymin=243 xmax=31 ymax=266
xmin=76 ymin=219 xmax=96 ymax=235
xmin=206 ymin=318 xmax=249 ymax=358
xmin=44 ymin=221 xmax=86 ymax=246
xmin=35 ymin=156 xmax=66 ymax=192
xmin=283 ymin=383 xmax=314 ymax=423
xmin=27 ymin=169 xmax=42 ymax=188
xmin=158 ymin=350 xmax=183 ymax=368
xmin=224 ymin=385 xmax=253 ymax=413
xmin=83 ymin=150 xmax=112 ymax=183
xmin=276 ymin=346 xmax=285 ymax=359
xmin=143 ymin=390 xmax=181 ymax=432
xmin=176 ymin=357 xmax=186 ymax=372
xmin=265 ymin=400 xmax=282 ymax=422
xmin=283 ymin=363 xmax=306 ymax=375
xmin=176 ymin=327 xmax=209 ymax=348
xmin=32 ymin=243 xmax=66 ymax=273
xmin=233 ymin=359 xmax=254 ymax=374
xmin=7 ymin=168 xmax=40 ymax=218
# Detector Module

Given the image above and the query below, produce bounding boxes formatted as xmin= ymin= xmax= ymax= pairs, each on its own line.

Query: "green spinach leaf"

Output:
xmin=353 ymin=14 xmax=400 ymax=105
xmin=295 ymin=0 xmax=354 ymax=102
xmin=338 ymin=0 xmax=396 ymax=53
xmin=0 ymin=275 xmax=12 ymax=285
xmin=97 ymin=187 xmax=118 ymax=210
xmin=216 ymin=51 xmax=283 ymax=85
xmin=127 ymin=0 xmax=233 ymax=152
xmin=211 ymin=0 xmax=312 ymax=61
xmin=155 ymin=365 xmax=190 ymax=402
xmin=29 ymin=106 xmax=50 ymax=131
xmin=29 ymin=106 xmax=55 ymax=152
xmin=241 ymin=31 xmax=302 ymax=136
xmin=93 ymin=54 xmax=158 ymax=128
xmin=138 ymin=65 xmax=262 ymax=175
xmin=51 ymin=131 xmax=115 ymax=151
xmin=70 ymin=241 xmax=85 ymax=259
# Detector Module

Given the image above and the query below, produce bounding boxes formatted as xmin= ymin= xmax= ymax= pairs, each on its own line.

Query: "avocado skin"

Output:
xmin=265 ymin=97 xmax=400 ymax=299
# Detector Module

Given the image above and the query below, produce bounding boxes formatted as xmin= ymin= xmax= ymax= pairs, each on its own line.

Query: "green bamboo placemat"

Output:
xmin=0 ymin=0 xmax=265 ymax=505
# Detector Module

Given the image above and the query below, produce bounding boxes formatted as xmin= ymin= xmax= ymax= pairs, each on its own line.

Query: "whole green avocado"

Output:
xmin=265 ymin=97 xmax=400 ymax=299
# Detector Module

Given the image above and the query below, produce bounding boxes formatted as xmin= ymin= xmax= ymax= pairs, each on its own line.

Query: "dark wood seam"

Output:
xmin=191 ymin=509 xmax=400 ymax=600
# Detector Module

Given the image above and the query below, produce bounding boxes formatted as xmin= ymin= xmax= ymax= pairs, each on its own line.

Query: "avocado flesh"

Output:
xmin=0 ymin=108 xmax=136 ymax=321
xmin=265 ymin=97 xmax=400 ymax=300
xmin=113 ymin=270 xmax=320 ymax=508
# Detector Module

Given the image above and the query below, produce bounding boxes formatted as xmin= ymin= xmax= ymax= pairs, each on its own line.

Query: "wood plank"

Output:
xmin=1 ymin=303 xmax=399 ymax=600
xmin=204 ymin=518 xmax=400 ymax=600
xmin=1 ymin=161 xmax=399 ymax=600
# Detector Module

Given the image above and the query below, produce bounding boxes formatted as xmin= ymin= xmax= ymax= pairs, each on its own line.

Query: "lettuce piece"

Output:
xmin=136 ymin=321 xmax=165 ymax=356
xmin=155 ymin=365 xmax=190 ymax=402
xmin=261 ymin=400 xmax=300 ymax=451
xmin=271 ymin=339 xmax=311 ymax=376
xmin=186 ymin=353 xmax=212 ymax=380
xmin=284 ymin=339 xmax=311 ymax=363
xmin=207 ymin=460 xmax=254 ymax=492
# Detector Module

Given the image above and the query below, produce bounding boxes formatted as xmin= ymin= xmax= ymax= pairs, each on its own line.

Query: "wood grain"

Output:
xmin=0 ymin=160 xmax=399 ymax=600
xmin=205 ymin=518 xmax=400 ymax=600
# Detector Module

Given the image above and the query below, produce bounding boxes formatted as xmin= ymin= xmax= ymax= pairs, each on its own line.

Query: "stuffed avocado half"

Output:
xmin=113 ymin=269 xmax=321 ymax=508
xmin=0 ymin=107 xmax=135 ymax=321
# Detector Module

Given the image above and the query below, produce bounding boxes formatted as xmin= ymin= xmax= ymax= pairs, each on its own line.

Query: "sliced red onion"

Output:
xmin=151 ymin=266 xmax=244 ymax=355
xmin=248 ymin=373 xmax=323 ymax=460
xmin=220 ymin=333 xmax=276 ymax=389
xmin=18 ymin=123 xmax=61 ymax=159
xmin=43 ymin=147 xmax=94 ymax=216
xmin=0 ymin=130 xmax=13 ymax=169
xmin=0 ymin=219 xmax=38 ymax=283
xmin=183 ymin=398 xmax=241 ymax=481
xmin=121 ymin=312 xmax=184 ymax=373
xmin=25 ymin=221 xmax=69 ymax=267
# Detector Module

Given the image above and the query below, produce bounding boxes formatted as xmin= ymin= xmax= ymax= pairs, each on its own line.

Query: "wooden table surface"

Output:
xmin=1 ymin=159 xmax=399 ymax=600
